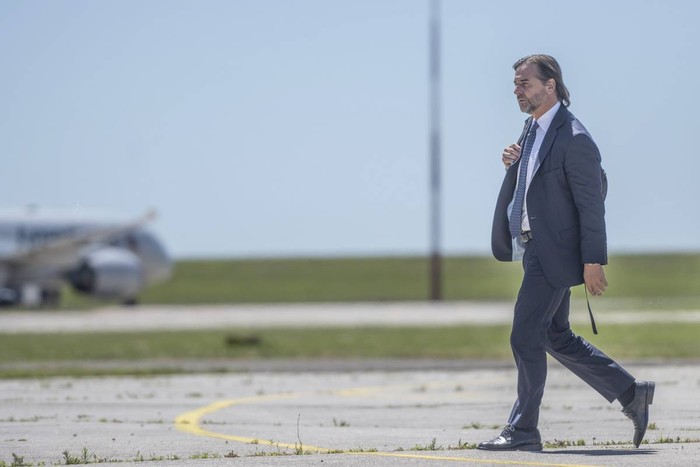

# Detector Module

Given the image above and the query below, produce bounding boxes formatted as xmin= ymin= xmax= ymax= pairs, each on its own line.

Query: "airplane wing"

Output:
xmin=0 ymin=210 xmax=157 ymax=268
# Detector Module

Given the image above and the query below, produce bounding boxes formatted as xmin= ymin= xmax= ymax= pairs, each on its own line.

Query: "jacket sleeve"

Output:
xmin=491 ymin=162 xmax=519 ymax=261
xmin=563 ymin=134 xmax=608 ymax=265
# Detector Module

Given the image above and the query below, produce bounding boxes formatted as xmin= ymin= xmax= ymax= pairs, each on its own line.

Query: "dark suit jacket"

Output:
xmin=491 ymin=104 xmax=608 ymax=288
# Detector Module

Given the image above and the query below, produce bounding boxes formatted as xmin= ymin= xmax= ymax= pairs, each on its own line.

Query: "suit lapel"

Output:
xmin=517 ymin=117 xmax=533 ymax=146
xmin=536 ymin=105 xmax=568 ymax=168
xmin=505 ymin=116 xmax=533 ymax=188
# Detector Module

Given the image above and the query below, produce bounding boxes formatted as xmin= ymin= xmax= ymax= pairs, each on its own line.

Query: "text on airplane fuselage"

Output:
xmin=14 ymin=226 xmax=80 ymax=245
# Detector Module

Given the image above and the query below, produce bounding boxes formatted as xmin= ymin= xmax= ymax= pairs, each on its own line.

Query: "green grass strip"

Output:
xmin=2 ymin=323 xmax=698 ymax=365
xmin=54 ymin=253 xmax=700 ymax=308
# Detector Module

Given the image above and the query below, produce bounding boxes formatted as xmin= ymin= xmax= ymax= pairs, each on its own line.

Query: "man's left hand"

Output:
xmin=584 ymin=263 xmax=608 ymax=296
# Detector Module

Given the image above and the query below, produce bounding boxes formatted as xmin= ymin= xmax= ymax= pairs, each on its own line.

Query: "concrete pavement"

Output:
xmin=2 ymin=302 xmax=699 ymax=466
xmin=1 ymin=363 xmax=699 ymax=466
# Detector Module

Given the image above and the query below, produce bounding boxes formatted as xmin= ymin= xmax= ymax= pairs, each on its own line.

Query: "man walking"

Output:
xmin=481 ymin=54 xmax=654 ymax=451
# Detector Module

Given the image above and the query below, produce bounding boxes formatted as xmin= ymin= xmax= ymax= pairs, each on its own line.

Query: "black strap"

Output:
xmin=584 ymin=286 xmax=599 ymax=335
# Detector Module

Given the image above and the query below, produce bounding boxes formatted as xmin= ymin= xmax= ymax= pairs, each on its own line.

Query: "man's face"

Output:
xmin=513 ymin=64 xmax=551 ymax=116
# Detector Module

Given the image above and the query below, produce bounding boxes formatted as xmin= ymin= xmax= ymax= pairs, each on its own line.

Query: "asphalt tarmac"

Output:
xmin=1 ymin=303 xmax=699 ymax=466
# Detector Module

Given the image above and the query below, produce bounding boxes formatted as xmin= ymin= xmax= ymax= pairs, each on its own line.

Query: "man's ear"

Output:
xmin=546 ymin=78 xmax=556 ymax=94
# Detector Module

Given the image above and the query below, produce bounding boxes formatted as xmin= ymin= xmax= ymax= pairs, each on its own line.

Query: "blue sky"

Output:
xmin=2 ymin=0 xmax=698 ymax=258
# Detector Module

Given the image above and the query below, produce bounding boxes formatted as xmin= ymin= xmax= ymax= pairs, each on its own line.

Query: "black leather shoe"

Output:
xmin=477 ymin=424 xmax=543 ymax=451
xmin=622 ymin=380 xmax=655 ymax=448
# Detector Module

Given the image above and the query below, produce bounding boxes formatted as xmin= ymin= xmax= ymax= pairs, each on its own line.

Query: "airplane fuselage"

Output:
xmin=0 ymin=211 xmax=172 ymax=307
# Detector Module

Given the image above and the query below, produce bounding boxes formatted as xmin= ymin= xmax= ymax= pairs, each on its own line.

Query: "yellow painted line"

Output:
xmin=174 ymin=383 xmax=604 ymax=467
xmin=175 ymin=393 xmax=329 ymax=452
xmin=333 ymin=386 xmax=386 ymax=397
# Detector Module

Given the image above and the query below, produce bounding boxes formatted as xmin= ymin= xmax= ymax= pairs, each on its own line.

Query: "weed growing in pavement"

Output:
xmin=410 ymin=438 xmax=441 ymax=451
xmin=543 ymin=439 xmax=586 ymax=448
xmin=267 ymin=439 xmax=275 ymax=447
xmin=648 ymin=422 xmax=658 ymax=430
xmin=333 ymin=417 xmax=350 ymax=427
xmin=144 ymin=454 xmax=180 ymax=462
xmin=655 ymin=435 xmax=700 ymax=444
xmin=250 ymin=452 xmax=288 ymax=457
xmin=592 ymin=439 xmax=635 ymax=446
xmin=61 ymin=448 xmax=109 ymax=464
xmin=4 ymin=453 xmax=30 ymax=467
xmin=201 ymin=419 xmax=227 ymax=425
xmin=592 ymin=436 xmax=700 ymax=446
xmin=3 ymin=450 xmax=190 ymax=466
xmin=295 ymin=413 xmax=304 ymax=454
xmin=448 ymin=439 xmax=478 ymax=450
xmin=0 ymin=416 xmax=51 ymax=423
xmin=189 ymin=451 xmax=221 ymax=459
xmin=394 ymin=438 xmax=477 ymax=452
xmin=656 ymin=435 xmax=675 ymax=444
xmin=462 ymin=421 xmax=500 ymax=430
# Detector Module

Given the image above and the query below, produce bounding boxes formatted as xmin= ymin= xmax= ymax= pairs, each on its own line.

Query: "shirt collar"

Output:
xmin=533 ymin=100 xmax=561 ymax=134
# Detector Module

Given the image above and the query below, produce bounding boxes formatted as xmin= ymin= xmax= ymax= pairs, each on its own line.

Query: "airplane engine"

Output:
xmin=69 ymin=247 xmax=143 ymax=300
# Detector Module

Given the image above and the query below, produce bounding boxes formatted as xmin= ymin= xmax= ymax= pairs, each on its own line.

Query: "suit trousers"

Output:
xmin=507 ymin=240 xmax=636 ymax=429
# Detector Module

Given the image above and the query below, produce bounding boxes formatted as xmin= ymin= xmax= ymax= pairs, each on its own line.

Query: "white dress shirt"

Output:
xmin=516 ymin=101 xmax=561 ymax=232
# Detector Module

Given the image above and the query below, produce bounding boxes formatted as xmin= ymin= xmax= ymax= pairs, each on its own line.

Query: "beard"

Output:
xmin=518 ymin=99 xmax=535 ymax=114
xmin=518 ymin=89 xmax=547 ymax=114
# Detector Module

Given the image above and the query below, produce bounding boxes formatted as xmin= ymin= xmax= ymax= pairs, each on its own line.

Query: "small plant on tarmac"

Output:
xmin=8 ymin=453 xmax=30 ymax=467
xmin=295 ymin=413 xmax=304 ymax=454
xmin=411 ymin=438 xmax=441 ymax=451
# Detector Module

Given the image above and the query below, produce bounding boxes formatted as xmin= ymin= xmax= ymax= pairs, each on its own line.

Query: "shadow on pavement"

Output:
xmin=542 ymin=449 xmax=655 ymax=456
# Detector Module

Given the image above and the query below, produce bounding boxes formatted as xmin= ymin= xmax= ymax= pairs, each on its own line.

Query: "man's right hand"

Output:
xmin=502 ymin=143 xmax=521 ymax=168
xmin=584 ymin=263 xmax=608 ymax=296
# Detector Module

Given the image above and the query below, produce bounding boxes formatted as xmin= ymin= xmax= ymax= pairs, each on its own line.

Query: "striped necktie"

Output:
xmin=509 ymin=121 xmax=539 ymax=239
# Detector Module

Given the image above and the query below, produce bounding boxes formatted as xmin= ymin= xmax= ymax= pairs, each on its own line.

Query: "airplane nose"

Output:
xmin=135 ymin=231 xmax=173 ymax=285
xmin=150 ymin=245 xmax=173 ymax=284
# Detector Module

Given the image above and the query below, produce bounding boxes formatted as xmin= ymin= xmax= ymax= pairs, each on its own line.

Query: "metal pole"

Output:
xmin=428 ymin=0 xmax=442 ymax=301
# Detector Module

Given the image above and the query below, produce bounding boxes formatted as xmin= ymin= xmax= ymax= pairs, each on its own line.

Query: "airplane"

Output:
xmin=0 ymin=207 xmax=172 ymax=307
